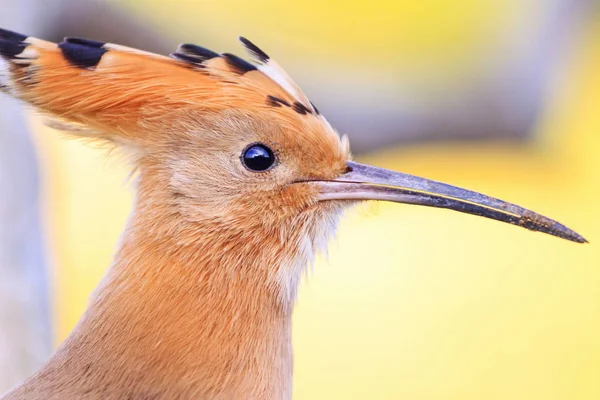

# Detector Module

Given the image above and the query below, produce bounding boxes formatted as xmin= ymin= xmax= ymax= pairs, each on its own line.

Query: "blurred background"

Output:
xmin=1 ymin=0 xmax=599 ymax=398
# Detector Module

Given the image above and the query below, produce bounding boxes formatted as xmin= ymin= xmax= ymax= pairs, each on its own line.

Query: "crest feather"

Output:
xmin=239 ymin=37 xmax=317 ymax=114
xmin=0 ymin=28 xmax=329 ymax=147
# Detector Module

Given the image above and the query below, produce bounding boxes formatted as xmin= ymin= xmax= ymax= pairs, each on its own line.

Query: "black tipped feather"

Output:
xmin=58 ymin=41 xmax=107 ymax=68
xmin=0 ymin=39 xmax=29 ymax=58
xmin=239 ymin=37 xmax=269 ymax=63
xmin=222 ymin=53 xmax=257 ymax=74
xmin=0 ymin=28 xmax=27 ymax=42
xmin=170 ymin=52 xmax=207 ymax=66
xmin=177 ymin=44 xmax=219 ymax=61
xmin=63 ymin=37 xmax=105 ymax=48
xmin=266 ymin=95 xmax=291 ymax=107
xmin=310 ymin=101 xmax=320 ymax=115
xmin=292 ymin=101 xmax=312 ymax=115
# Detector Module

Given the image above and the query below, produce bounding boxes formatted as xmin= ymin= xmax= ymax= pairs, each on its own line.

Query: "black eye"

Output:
xmin=241 ymin=143 xmax=276 ymax=172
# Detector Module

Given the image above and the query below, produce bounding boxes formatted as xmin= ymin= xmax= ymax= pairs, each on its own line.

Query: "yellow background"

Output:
xmin=29 ymin=2 xmax=599 ymax=399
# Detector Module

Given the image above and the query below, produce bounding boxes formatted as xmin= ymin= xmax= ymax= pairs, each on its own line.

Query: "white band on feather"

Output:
xmin=0 ymin=57 xmax=10 ymax=89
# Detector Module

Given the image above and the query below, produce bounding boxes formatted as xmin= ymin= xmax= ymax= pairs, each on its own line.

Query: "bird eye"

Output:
xmin=241 ymin=143 xmax=276 ymax=172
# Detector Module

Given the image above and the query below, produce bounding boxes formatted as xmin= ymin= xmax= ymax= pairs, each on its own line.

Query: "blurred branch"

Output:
xmin=0 ymin=99 xmax=51 ymax=392
xmin=0 ymin=4 xmax=50 ymax=392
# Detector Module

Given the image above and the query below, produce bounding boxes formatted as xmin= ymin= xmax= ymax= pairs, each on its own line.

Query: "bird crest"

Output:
xmin=0 ymin=28 xmax=342 ymax=153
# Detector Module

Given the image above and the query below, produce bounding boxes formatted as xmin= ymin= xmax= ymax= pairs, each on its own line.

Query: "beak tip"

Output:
xmin=563 ymin=231 xmax=588 ymax=244
xmin=561 ymin=226 xmax=588 ymax=244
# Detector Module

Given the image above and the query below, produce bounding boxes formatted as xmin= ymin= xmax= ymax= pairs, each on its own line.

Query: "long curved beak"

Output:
xmin=314 ymin=161 xmax=586 ymax=243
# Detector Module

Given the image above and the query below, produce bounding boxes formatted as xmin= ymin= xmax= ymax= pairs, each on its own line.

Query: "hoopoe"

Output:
xmin=0 ymin=27 xmax=586 ymax=400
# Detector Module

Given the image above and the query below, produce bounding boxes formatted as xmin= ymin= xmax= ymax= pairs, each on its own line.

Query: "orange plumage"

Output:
xmin=0 ymin=27 xmax=585 ymax=400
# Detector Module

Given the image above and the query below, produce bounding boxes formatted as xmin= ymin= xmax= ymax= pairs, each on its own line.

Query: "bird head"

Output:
xmin=0 ymin=31 xmax=586 ymax=303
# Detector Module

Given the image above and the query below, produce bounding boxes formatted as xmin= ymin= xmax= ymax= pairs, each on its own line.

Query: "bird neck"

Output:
xmin=8 ymin=175 xmax=305 ymax=399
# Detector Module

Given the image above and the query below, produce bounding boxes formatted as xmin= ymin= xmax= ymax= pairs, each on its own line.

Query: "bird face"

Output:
xmin=163 ymin=106 xmax=350 ymax=228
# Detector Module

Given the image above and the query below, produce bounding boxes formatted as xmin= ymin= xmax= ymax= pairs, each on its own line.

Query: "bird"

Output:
xmin=0 ymin=27 xmax=586 ymax=399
